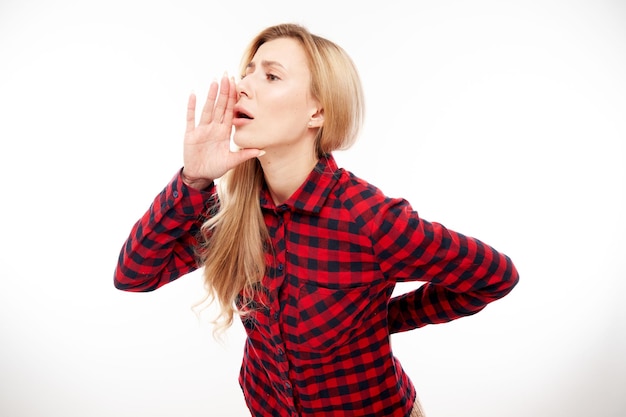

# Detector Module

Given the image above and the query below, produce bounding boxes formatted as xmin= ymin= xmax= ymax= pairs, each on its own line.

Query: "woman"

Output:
xmin=114 ymin=23 xmax=519 ymax=417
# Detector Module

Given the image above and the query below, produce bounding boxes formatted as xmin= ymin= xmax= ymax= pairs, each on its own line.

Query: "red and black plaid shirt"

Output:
xmin=115 ymin=154 xmax=519 ymax=417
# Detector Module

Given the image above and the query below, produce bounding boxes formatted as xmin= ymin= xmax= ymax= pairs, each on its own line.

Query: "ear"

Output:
xmin=308 ymin=108 xmax=324 ymax=128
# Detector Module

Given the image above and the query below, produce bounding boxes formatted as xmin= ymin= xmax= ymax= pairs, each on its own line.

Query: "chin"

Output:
xmin=233 ymin=133 xmax=262 ymax=150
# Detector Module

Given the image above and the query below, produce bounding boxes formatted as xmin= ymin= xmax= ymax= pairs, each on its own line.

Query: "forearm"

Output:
xmin=388 ymin=246 xmax=519 ymax=333
xmin=113 ymin=170 xmax=217 ymax=291
xmin=371 ymin=199 xmax=519 ymax=334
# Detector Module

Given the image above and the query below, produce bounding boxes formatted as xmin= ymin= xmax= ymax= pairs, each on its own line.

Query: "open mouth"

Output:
xmin=235 ymin=110 xmax=254 ymax=120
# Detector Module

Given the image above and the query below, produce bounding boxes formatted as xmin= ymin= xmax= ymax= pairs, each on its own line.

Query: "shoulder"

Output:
xmin=331 ymin=168 xmax=410 ymax=221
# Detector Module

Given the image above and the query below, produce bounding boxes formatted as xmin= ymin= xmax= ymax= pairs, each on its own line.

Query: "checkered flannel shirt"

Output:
xmin=114 ymin=154 xmax=519 ymax=417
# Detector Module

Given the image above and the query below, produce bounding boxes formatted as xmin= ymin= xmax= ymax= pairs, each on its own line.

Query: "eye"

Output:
xmin=266 ymin=73 xmax=280 ymax=81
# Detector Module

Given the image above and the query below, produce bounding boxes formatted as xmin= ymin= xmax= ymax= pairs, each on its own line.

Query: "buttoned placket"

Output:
xmin=267 ymin=205 xmax=298 ymax=416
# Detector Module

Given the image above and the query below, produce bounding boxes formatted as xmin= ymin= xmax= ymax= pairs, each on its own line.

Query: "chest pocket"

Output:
xmin=296 ymin=281 xmax=375 ymax=353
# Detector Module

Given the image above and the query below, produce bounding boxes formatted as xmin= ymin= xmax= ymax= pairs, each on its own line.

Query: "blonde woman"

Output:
xmin=115 ymin=23 xmax=519 ymax=417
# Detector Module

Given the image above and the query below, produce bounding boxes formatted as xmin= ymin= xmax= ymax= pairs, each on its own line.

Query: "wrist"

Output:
xmin=181 ymin=169 xmax=212 ymax=190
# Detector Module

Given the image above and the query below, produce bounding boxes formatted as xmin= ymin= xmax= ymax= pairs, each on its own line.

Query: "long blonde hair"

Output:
xmin=196 ymin=23 xmax=365 ymax=333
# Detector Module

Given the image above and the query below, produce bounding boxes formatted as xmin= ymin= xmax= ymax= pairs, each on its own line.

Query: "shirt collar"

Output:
xmin=260 ymin=154 xmax=341 ymax=214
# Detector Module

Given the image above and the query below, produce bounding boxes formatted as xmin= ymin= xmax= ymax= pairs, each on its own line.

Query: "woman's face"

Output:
xmin=232 ymin=37 xmax=321 ymax=153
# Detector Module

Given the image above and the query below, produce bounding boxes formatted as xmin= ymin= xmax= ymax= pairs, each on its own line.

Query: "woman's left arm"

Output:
xmin=372 ymin=199 xmax=519 ymax=334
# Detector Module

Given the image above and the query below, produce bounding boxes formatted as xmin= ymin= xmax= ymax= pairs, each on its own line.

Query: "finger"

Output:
xmin=213 ymin=74 xmax=231 ymax=123
xmin=222 ymin=77 xmax=237 ymax=126
xmin=199 ymin=80 xmax=219 ymax=125
xmin=185 ymin=93 xmax=196 ymax=135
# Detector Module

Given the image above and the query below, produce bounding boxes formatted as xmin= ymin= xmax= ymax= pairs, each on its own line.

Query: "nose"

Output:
xmin=236 ymin=76 xmax=250 ymax=98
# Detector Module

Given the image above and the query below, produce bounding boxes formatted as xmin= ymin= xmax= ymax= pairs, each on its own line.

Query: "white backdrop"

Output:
xmin=1 ymin=1 xmax=625 ymax=416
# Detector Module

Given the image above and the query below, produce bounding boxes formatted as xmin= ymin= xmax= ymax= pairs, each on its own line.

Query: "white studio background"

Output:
xmin=1 ymin=0 xmax=624 ymax=416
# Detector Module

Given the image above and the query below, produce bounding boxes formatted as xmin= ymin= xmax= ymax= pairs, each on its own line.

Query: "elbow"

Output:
xmin=113 ymin=263 xmax=132 ymax=291
xmin=113 ymin=267 xmax=158 ymax=292
xmin=113 ymin=274 xmax=132 ymax=291
xmin=491 ymin=254 xmax=520 ymax=300
xmin=113 ymin=271 xmax=136 ymax=292
xmin=505 ymin=255 xmax=520 ymax=293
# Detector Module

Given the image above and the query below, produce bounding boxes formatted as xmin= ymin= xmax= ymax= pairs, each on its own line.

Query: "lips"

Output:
xmin=234 ymin=106 xmax=254 ymax=120
xmin=236 ymin=111 xmax=253 ymax=119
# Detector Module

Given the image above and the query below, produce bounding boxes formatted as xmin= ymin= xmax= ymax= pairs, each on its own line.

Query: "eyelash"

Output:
xmin=240 ymin=72 xmax=280 ymax=81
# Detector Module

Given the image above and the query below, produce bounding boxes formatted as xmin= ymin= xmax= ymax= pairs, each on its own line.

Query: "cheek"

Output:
xmin=269 ymin=86 xmax=310 ymax=114
xmin=279 ymin=94 xmax=311 ymax=126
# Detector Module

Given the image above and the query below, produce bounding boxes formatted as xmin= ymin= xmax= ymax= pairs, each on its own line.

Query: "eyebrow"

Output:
xmin=246 ymin=60 xmax=286 ymax=71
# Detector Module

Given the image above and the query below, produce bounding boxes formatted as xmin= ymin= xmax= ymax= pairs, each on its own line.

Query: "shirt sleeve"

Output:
xmin=113 ymin=169 xmax=217 ymax=292
xmin=372 ymin=198 xmax=519 ymax=334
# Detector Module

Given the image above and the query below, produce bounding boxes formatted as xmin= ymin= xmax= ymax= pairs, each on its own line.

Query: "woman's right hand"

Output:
xmin=182 ymin=74 xmax=263 ymax=189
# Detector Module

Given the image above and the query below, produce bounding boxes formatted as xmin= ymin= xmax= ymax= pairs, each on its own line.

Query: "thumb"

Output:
xmin=230 ymin=148 xmax=265 ymax=165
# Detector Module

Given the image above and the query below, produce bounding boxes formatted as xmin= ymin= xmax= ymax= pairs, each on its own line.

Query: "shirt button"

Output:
xmin=172 ymin=191 xmax=179 ymax=198
xmin=277 ymin=264 xmax=284 ymax=271
xmin=273 ymin=312 xmax=279 ymax=321
xmin=277 ymin=348 xmax=284 ymax=356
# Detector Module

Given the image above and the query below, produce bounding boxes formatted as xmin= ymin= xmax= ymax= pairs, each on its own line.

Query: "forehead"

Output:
xmin=251 ymin=37 xmax=310 ymax=72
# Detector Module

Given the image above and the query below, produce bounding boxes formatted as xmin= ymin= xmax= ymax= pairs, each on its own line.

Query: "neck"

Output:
xmin=259 ymin=146 xmax=318 ymax=206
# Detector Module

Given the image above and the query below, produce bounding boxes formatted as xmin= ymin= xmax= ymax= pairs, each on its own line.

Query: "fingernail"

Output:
xmin=258 ymin=150 xmax=266 ymax=157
